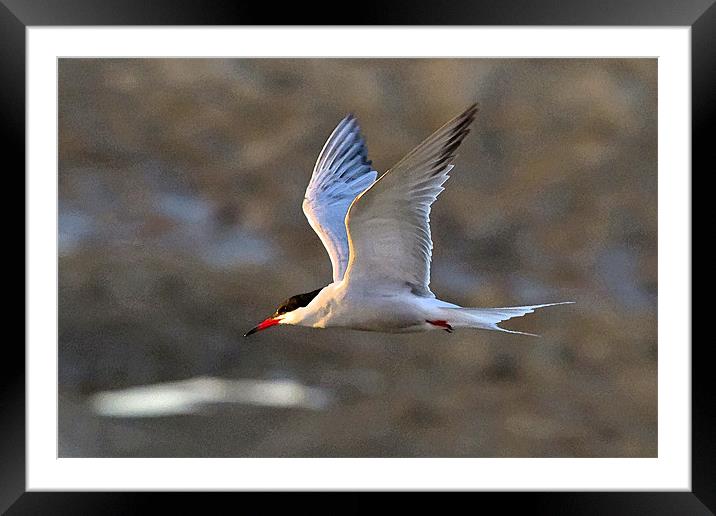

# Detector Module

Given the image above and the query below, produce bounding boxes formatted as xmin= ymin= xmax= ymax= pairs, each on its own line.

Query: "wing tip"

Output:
xmin=330 ymin=113 xmax=360 ymax=137
xmin=455 ymin=103 xmax=479 ymax=129
xmin=342 ymin=112 xmax=362 ymax=129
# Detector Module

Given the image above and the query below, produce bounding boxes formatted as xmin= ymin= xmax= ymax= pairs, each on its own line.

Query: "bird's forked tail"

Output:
xmin=442 ymin=302 xmax=574 ymax=336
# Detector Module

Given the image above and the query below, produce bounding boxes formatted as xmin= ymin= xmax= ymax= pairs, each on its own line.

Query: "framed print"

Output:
xmin=7 ymin=0 xmax=708 ymax=513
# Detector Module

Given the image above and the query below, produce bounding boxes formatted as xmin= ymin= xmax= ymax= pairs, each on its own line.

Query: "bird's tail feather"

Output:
xmin=443 ymin=302 xmax=574 ymax=336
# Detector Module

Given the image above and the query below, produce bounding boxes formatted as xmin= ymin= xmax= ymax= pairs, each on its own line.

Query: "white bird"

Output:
xmin=245 ymin=105 xmax=572 ymax=337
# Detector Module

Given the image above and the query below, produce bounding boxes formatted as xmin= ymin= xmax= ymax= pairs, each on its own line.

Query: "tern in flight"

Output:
xmin=245 ymin=104 xmax=572 ymax=337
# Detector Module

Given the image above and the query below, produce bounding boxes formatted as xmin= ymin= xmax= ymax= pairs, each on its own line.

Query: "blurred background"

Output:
xmin=58 ymin=58 xmax=657 ymax=457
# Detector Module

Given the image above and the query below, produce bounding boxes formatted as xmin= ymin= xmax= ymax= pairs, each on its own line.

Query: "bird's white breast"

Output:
xmin=297 ymin=281 xmax=454 ymax=333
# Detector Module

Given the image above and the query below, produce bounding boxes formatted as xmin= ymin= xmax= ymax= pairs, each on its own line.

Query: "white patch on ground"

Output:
xmin=89 ymin=376 xmax=333 ymax=417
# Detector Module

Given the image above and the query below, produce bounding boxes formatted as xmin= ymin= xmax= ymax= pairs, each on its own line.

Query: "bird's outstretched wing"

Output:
xmin=303 ymin=115 xmax=378 ymax=282
xmin=343 ymin=104 xmax=478 ymax=297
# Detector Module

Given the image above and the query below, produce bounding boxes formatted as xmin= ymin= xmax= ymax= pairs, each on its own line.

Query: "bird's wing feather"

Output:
xmin=303 ymin=115 xmax=378 ymax=282
xmin=343 ymin=104 xmax=478 ymax=296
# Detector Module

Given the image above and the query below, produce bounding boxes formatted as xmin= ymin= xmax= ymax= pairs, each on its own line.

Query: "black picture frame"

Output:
xmin=5 ymin=0 xmax=707 ymax=513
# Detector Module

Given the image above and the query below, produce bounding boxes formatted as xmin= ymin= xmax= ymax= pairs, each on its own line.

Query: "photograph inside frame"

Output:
xmin=57 ymin=58 xmax=657 ymax=458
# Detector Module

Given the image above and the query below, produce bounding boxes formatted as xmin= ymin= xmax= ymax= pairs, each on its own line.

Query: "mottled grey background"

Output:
xmin=58 ymin=58 xmax=657 ymax=457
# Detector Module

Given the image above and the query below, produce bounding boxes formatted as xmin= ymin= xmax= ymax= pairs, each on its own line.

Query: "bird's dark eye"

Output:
xmin=277 ymin=301 xmax=293 ymax=314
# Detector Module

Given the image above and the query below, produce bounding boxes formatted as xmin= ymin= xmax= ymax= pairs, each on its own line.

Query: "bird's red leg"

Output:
xmin=426 ymin=320 xmax=454 ymax=333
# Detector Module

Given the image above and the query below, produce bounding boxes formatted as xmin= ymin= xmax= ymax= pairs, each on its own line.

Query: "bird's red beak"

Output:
xmin=244 ymin=317 xmax=280 ymax=337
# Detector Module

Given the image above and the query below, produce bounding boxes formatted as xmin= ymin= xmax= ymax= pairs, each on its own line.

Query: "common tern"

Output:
xmin=245 ymin=104 xmax=572 ymax=337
